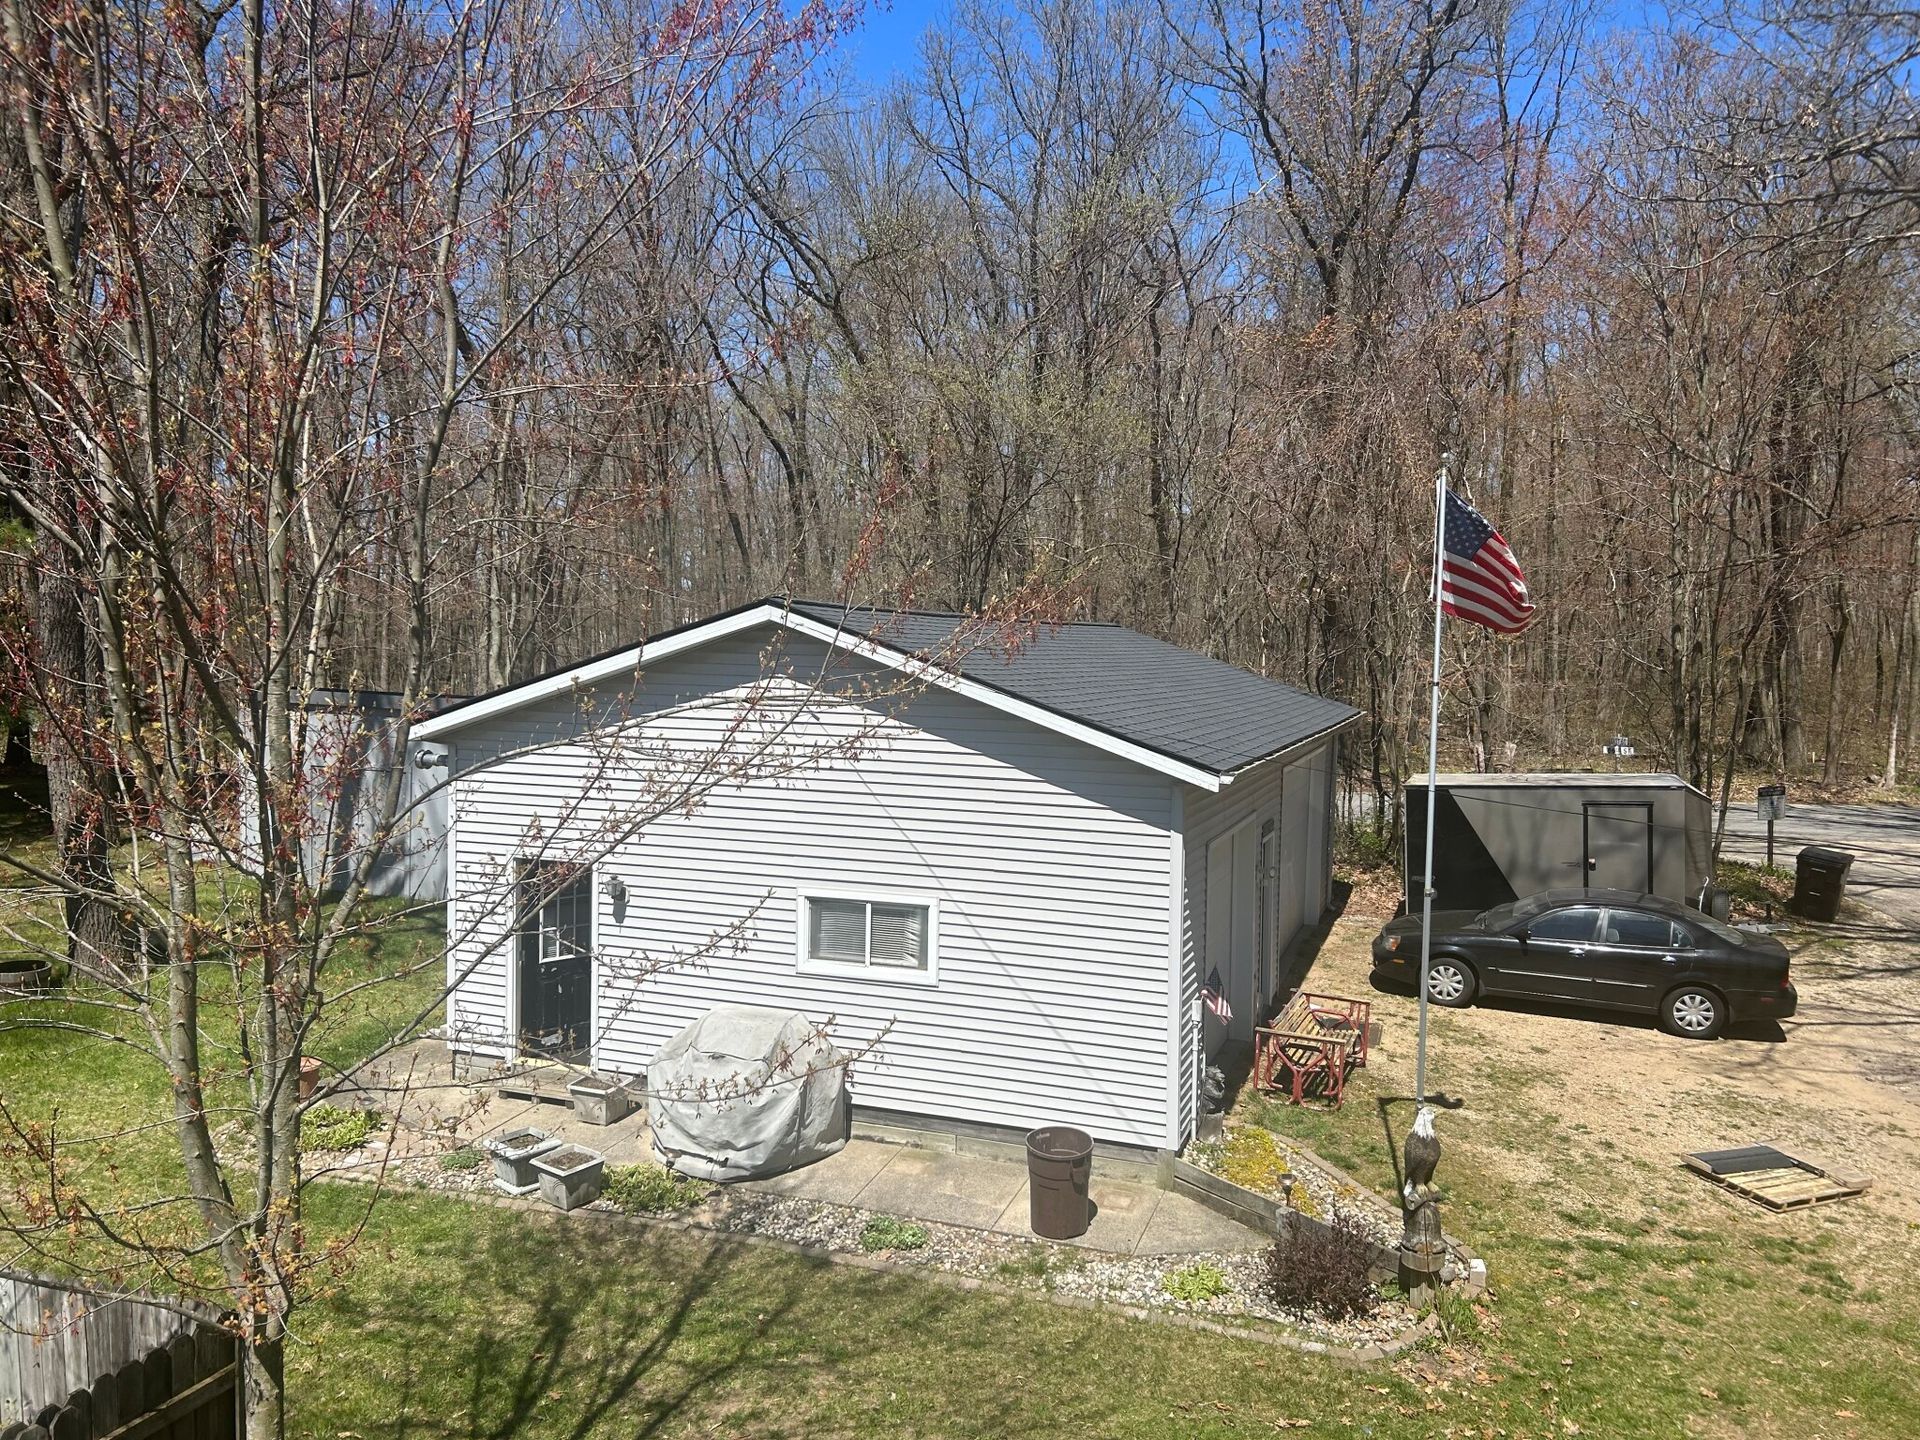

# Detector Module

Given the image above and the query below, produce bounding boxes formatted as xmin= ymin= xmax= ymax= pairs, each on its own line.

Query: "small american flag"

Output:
xmin=1440 ymin=487 xmax=1535 ymax=635
xmin=1201 ymin=967 xmax=1232 ymax=1022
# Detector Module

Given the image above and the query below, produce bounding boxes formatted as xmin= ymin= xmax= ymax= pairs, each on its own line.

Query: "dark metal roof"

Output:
xmin=790 ymin=601 xmax=1361 ymax=777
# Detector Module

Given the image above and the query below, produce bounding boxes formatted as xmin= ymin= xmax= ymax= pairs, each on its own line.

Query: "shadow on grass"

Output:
xmin=337 ymin=1201 xmax=1019 ymax=1440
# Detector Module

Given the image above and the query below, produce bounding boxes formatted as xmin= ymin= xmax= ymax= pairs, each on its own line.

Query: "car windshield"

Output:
xmin=1476 ymin=894 xmax=1558 ymax=930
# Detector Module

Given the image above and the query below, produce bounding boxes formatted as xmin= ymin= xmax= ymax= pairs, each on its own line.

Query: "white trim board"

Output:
xmin=415 ymin=604 xmax=777 ymax=741
xmin=415 ymin=600 xmax=1227 ymax=791
xmin=1163 ymin=787 xmax=1186 ymax=1151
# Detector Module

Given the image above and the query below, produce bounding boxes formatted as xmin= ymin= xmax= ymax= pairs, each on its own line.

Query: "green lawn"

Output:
xmin=0 ymin=768 xmax=446 ymax=1256
xmin=4 ymin=781 xmax=1917 ymax=1438
xmin=1240 ymin=1071 xmax=1914 ymax=1439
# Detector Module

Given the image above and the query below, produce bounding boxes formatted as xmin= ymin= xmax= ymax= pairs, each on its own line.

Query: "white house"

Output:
xmin=417 ymin=599 xmax=1361 ymax=1154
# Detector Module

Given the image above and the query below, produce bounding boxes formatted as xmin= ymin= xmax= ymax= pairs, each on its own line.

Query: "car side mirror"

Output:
xmin=1513 ymin=926 xmax=1529 ymax=943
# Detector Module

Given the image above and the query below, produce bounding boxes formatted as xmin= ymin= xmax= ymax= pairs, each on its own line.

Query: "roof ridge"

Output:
xmin=789 ymin=598 xmax=1132 ymax=629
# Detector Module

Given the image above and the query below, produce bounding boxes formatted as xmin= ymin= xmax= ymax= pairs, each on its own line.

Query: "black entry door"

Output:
xmin=516 ymin=862 xmax=592 ymax=1060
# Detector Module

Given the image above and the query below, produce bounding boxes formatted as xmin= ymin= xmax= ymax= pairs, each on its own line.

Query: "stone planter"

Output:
xmin=532 ymin=1145 xmax=606 ymax=1211
xmin=298 ymin=1056 xmax=323 ymax=1102
xmin=0 ymin=959 xmax=53 ymax=996
xmin=485 ymin=1127 xmax=561 ymax=1195
xmin=567 ymin=1074 xmax=636 ymax=1127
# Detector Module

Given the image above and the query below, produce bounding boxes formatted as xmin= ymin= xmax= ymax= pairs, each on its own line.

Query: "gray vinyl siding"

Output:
xmin=442 ymin=628 xmax=1179 ymax=1147
xmin=1177 ymin=740 xmax=1336 ymax=1147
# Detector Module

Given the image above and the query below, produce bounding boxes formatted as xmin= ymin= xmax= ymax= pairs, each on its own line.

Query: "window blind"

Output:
xmin=810 ymin=898 xmax=868 ymax=963
xmin=806 ymin=896 xmax=930 ymax=970
xmin=868 ymin=903 xmax=927 ymax=967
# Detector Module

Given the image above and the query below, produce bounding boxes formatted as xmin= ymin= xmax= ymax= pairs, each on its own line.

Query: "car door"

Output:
xmin=1593 ymin=907 xmax=1689 ymax=1012
xmin=1503 ymin=905 xmax=1605 ymax=1000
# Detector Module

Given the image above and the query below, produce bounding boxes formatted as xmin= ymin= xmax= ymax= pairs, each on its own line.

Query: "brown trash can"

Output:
xmin=1026 ymin=1125 xmax=1093 ymax=1239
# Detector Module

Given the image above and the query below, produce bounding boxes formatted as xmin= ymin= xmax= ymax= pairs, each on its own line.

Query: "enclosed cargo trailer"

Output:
xmin=1403 ymin=772 xmax=1714 ymax=915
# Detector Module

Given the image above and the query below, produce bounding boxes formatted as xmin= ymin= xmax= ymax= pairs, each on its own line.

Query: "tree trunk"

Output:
xmin=1883 ymin=605 xmax=1907 ymax=788
xmin=1821 ymin=584 xmax=1850 ymax=785
xmin=244 ymin=1329 xmax=286 ymax=1440
xmin=31 ymin=537 xmax=122 ymax=969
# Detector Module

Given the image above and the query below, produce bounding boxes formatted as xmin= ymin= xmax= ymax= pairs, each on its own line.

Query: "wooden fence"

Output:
xmin=0 ymin=1272 xmax=237 ymax=1440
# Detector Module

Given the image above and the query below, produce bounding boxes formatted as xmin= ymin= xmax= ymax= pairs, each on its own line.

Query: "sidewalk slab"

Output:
xmin=991 ymin=1177 xmax=1163 ymax=1254
xmin=853 ymin=1148 xmax=1026 ymax=1229
xmin=1134 ymin=1194 xmax=1271 ymax=1254
xmin=738 ymin=1139 xmax=899 ymax=1203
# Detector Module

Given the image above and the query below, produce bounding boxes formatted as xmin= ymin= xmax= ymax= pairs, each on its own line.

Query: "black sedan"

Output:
xmin=1371 ymin=889 xmax=1796 ymax=1039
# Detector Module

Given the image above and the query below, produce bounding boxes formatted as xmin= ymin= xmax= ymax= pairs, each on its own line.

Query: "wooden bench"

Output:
xmin=1253 ymin=991 xmax=1373 ymax=1109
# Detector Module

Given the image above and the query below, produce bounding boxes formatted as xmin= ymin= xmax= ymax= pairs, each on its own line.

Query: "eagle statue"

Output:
xmin=1398 ymin=1105 xmax=1448 ymax=1277
xmin=1401 ymin=1105 xmax=1441 ymax=1208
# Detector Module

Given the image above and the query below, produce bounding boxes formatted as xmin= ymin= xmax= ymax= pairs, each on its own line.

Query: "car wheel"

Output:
xmin=1662 ymin=986 xmax=1725 ymax=1040
xmin=1424 ymin=957 xmax=1476 ymax=1008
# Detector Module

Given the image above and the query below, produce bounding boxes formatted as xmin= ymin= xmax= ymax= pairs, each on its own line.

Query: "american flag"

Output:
xmin=1201 ymin=967 xmax=1232 ymax=1022
xmin=1440 ymin=487 xmax=1535 ymax=635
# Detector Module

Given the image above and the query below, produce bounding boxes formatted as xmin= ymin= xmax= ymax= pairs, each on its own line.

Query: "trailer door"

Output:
xmin=1583 ymin=802 xmax=1654 ymax=894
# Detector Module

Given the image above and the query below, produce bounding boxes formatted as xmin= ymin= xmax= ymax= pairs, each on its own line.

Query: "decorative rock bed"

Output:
xmin=1184 ymin=1125 xmax=1402 ymax=1249
xmin=702 ymin=1192 xmax=1422 ymax=1347
xmin=383 ymin=1146 xmax=1438 ymax=1353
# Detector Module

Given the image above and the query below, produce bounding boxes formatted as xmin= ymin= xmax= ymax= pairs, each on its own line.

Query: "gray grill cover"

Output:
xmin=647 ymin=1006 xmax=850 ymax=1181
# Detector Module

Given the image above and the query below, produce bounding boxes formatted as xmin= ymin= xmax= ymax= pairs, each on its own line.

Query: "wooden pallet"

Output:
xmin=494 ymin=1061 xmax=587 ymax=1106
xmin=1682 ymin=1144 xmax=1872 ymax=1212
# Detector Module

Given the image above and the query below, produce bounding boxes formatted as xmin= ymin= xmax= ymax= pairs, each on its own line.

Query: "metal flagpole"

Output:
xmin=1415 ymin=458 xmax=1449 ymax=1107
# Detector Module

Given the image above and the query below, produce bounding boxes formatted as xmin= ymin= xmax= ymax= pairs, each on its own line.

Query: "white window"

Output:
xmin=799 ymin=893 xmax=937 ymax=980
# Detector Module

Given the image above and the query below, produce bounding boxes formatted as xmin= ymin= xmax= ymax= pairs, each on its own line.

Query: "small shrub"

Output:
xmin=438 ymin=1146 xmax=485 ymax=1172
xmin=1336 ymin=818 xmax=1397 ymax=870
xmin=1261 ymin=1206 xmax=1378 ymax=1321
xmin=1716 ymin=860 xmax=1793 ymax=919
xmin=1162 ymin=1261 xmax=1231 ymax=1303
xmin=858 ymin=1216 xmax=929 ymax=1252
xmin=304 ymin=1106 xmax=379 ymax=1153
xmin=602 ymin=1163 xmax=712 ymax=1214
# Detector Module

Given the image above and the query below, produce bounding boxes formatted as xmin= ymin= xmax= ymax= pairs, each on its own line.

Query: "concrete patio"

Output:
xmin=740 ymin=1136 xmax=1263 ymax=1255
xmin=346 ymin=1040 xmax=1265 ymax=1257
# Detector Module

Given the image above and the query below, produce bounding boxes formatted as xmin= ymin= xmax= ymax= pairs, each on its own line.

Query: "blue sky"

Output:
xmin=840 ymin=1 xmax=942 ymax=88
xmin=837 ymin=1 xmax=1671 ymax=91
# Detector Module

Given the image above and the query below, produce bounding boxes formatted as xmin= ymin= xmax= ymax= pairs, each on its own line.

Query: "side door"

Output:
xmin=1583 ymin=803 xmax=1654 ymax=893
xmin=1592 ymin=907 xmax=1689 ymax=1012
xmin=1502 ymin=905 xmax=1605 ymax=1001
xmin=516 ymin=862 xmax=593 ymax=1060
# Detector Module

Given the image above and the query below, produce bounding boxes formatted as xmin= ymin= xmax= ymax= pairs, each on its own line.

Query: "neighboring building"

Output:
xmin=240 ymin=691 xmax=459 ymax=902
xmin=417 ymin=599 xmax=1361 ymax=1153
xmin=1403 ymin=772 xmax=1714 ymax=916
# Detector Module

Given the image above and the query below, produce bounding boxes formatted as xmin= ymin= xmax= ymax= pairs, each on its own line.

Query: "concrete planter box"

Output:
xmin=567 ymin=1075 xmax=636 ymax=1127
xmin=533 ymin=1145 xmax=606 ymax=1211
xmin=485 ymin=1127 xmax=561 ymax=1195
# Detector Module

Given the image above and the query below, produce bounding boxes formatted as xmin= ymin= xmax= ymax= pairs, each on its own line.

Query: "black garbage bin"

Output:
xmin=1792 ymin=845 xmax=1855 ymax=921
xmin=1026 ymin=1125 xmax=1093 ymax=1239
